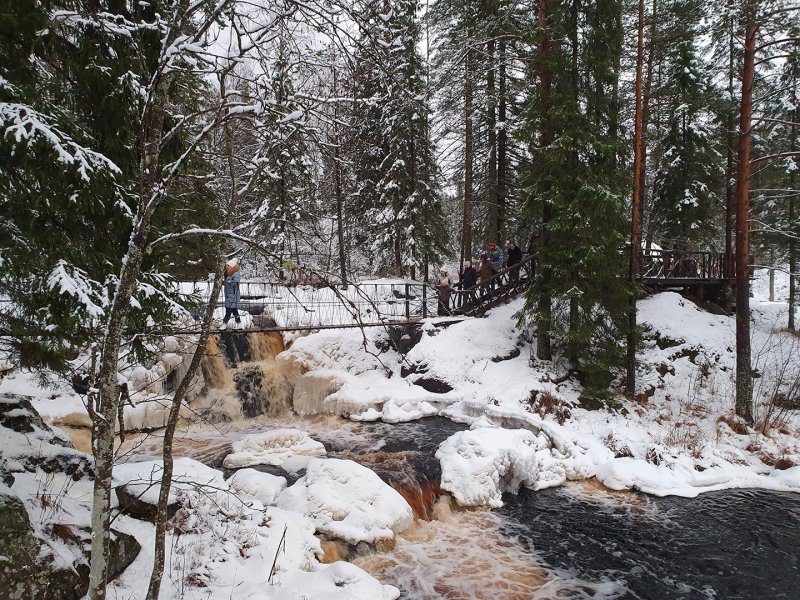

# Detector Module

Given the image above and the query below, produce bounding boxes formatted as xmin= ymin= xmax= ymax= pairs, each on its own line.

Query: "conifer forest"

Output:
xmin=1 ymin=1 xmax=799 ymax=599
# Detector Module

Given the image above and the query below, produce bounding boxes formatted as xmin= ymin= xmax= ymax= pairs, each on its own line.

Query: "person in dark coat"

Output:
xmin=506 ymin=242 xmax=523 ymax=282
xmin=221 ymin=258 xmax=242 ymax=330
xmin=460 ymin=261 xmax=478 ymax=306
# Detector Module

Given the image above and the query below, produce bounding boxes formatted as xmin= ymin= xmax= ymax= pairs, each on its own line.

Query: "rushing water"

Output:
xmin=119 ymin=412 xmax=800 ymax=600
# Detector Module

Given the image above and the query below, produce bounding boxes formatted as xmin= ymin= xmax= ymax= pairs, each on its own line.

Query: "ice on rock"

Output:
xmin=436 ymin=424 xmax=590 ymax=508
xmin=228 ymin=468 xmax=287 ymax=506
xmin=595 ymin=457 xmax=800 ymax=497
xmin=222 ymin=428 xmax=327 ymax=469
xmin=276 ymin=458 xmax=414 ymax=545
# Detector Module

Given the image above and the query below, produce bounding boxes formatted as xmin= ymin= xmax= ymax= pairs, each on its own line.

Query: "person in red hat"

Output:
xmin=488 ymin=242 xmax=504 ymax=271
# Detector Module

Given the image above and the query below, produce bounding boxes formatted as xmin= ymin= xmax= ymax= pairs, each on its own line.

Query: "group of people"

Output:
xmin=433 ymin=241 xmax=524 ymax=316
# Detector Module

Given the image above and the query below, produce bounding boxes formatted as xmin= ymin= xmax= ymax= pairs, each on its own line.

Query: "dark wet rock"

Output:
xmin=116 ymin=485 xmax=180 ymax=522
xmin=669 ymin=346 xmax=700 ymax=363
xmin=411 ymin=377 xmax=453 ymax=394
xmin=491 ymin=347 xmax=521 ymax=363
xmin=252 ymin=314 xmax=278 ymax=328
xmin=387 ymin=325 xmax=423 ymax=355
xmin=234 ymin=364 xmax=270 ymax=417
xmin=400 ymin=362 xmax=428 ymax=378
xmin=656 ymin=334 xmax=685 ymax=350
xmin=217 ymin=332 xmax=252 ymax=365
xmin=70 ymin=373 xmax=91 ymax=395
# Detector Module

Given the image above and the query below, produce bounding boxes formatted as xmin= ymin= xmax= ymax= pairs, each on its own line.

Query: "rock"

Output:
xmin=0 ymin=394 xmax=93 ymax=480
xmin=411 ymin=377 xmax=453 ymax=394
xmin=0 ymin=489 xmax=140 ymax=600
xmin=387 ymin=325 xmax=422 ymax=355
xmin=491 ymin=347 xmax=521 ymax=363
xmin=116 ymin=484 xmax=180 ymax=522
xmin=217 ymin=331 xmax=252 ymax=365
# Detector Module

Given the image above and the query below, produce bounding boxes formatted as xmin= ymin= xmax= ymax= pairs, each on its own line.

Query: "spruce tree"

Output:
xmin=351 ymin=0 xmax=446 ymax=276
xmin=522 ymin=0 xmax=629 ymax=399
xmin=649 ymin=0 xmax=722 ymax=248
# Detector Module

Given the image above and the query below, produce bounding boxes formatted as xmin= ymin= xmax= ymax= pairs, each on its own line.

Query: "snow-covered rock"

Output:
xmin=228 ymin=468 xmax=287 ymax=506
xmin=222 ymin=428 xmax=327 ymax=469
xmin=276 ymin=458 xmax=413 ymax=545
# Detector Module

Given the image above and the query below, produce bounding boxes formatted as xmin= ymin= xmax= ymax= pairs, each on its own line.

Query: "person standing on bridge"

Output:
xmin=434 ymin=267 xmax=452 ymax=316
xmin=220 ymin=258 xmax=242 ymax=331
xmin=506 ymin=242 xmax=523 ymax=283
xmin=459 ymin=260 xmax=478 ymax=308
xmin=478 ymin=253 xmax=493 ymax=301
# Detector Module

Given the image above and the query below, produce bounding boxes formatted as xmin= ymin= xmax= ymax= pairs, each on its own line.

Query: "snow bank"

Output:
xmin=228 ymin=468 xmax=287 ymax=506
xmin=222 ymin=428 xmax=327 ymax=469
xmin=276 ymin=458 xmax=413 ymax=545
xmin=111 ymin=456 xmax=400 ymax=600
xmin=113 ymin=457 xmax=225 ymax=506
xmin=596 ymin=457 xmax=800 ymax=497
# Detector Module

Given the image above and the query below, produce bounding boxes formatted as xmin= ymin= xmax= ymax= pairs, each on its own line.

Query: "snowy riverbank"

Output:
xmin=2 ymin=284 xmax=799 ymax=598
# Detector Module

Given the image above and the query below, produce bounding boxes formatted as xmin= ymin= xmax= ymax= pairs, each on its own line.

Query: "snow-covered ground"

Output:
xmin=278 ymin=290 xmax=800 ymax=500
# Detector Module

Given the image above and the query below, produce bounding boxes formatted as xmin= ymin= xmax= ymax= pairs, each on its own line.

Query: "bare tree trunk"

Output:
xmin=145 ymin=266 xmax=224 ymax=599
xmin=536 ymin=0 xmax=553 ymax=361
xmin=333 ymin=65 xmax=348 ymax=288
xmin=790 ymin=64 xmax=798 ymax=331
xmin=497 ymin=39 xmax=508 ymax=245
xmin=88 ymin=92 xmax=167 ymax=600
xmin=627 ymin=0 xmax=646 ymax=398
xmin=460 ymin=48 xmax=474 ymax=275
xmin=769 ymin=249 xmax=775 ymax=302
xmin=486 ymin=0 xmax=499 ymax=244
xmin=734 ymin=0 xmax=756 ymax=424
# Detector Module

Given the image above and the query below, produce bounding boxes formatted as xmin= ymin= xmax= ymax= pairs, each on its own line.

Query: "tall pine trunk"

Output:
xmin=723 ymin=0 xmax=737 ymax=310
xmin=536 ymin=0 xmax=553 ymax=361
xmin=460 ymin=49 xmax=474 ymax=274
xmin=627 ymin=0 xmax=646 ymax=397
xmin=734 ymin=0 xmax=756 ymax=424
xmin=486 ymin=0 xmax=499 ymax=243
xmin=497 ymin=39 xmax=508 ymax=245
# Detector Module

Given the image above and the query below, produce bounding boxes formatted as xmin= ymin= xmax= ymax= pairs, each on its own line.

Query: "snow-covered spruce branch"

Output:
xmin=0 ymin=103 xmax=121 ymax=180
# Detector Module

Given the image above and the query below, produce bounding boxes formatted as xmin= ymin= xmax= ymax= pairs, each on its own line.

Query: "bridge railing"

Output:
xmin=183 ymin=280 xmax=439 ymax=329
xmin=636 ymin=249 xmax=726 ymax=280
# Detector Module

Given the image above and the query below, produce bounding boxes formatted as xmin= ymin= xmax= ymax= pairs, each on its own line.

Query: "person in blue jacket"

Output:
xmin=488 ymin=242 xmax=504 ymax=270
xmin=220 ymin=258 xmax=242 ymax=331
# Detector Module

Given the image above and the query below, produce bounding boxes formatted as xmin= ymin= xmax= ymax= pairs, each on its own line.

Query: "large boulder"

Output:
xmin=0 ymin=394 xmax=93 ymax=480
xmin=0 ymin=396 xmax=138 ymax=598
xmin=0 ymin=486 xmax=140 ymax=600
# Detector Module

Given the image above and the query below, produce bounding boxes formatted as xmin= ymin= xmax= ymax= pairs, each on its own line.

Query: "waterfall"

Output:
xmin=193 ymin=331 xmax=293 ymax=422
